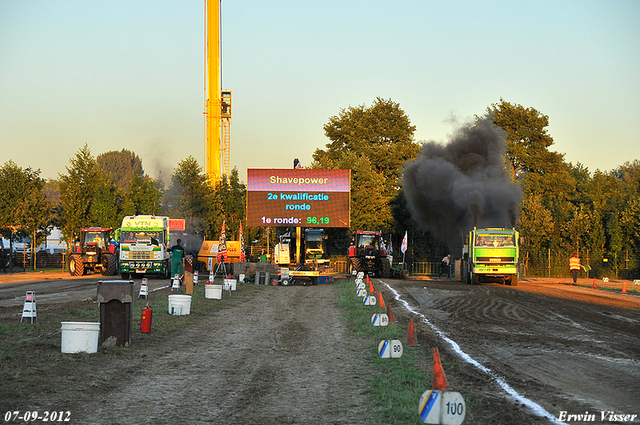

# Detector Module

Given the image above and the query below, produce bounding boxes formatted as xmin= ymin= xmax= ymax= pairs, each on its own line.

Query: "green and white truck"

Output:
xmin=467 ymin=227 xmax=519 ymax=286
xmin=118 ymin=215 xmax=171 ymax=279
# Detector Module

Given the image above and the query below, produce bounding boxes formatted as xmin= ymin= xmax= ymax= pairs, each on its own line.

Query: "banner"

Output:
xmin=217 ymin=221 xmax=228 ymax=263
xmin=239 ymin=221 xmax=246 ymax=262
xmin=401 ymin=231 xmax=408 ymax=254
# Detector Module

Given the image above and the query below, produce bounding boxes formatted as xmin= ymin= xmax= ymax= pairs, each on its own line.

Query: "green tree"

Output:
xmin=97 ymin=149 xmax=143 ymax=191
xmin=0 ymin=161 xmax=51 ymax=248
xmin=126 ymin=174 xmax=163 ymax=216
xmin=311 ymin=98 xmax=420 ymax=232
xmin=58 ymin=145 xmax=102 ymax=243
xmin=485 ymin=100 xmax=576 ymax=270
xmin=165 ymin=156 xmax=214 ymax=235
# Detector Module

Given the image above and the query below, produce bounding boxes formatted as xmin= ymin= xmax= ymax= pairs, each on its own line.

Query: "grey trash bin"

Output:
xmin=97 ymin=280 xmax=134 ymax=347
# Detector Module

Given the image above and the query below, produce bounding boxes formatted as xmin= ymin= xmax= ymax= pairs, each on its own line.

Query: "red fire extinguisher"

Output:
xmin=141 ymin=303 xmax=152 ymax=333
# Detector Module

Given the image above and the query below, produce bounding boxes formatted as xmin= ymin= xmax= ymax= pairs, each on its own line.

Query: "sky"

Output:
xmin=1 ymin=0 xmax=639 ymax=184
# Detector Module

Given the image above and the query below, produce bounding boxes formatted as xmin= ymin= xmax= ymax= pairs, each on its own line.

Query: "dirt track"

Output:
xmin=385 ymin=278 xmax=640 ymax=422
xmin=1 ymin=274 xmax=639 ymax=424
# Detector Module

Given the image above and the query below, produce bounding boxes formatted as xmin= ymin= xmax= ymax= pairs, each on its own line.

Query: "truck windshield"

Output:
xmin=120 ymin=231 xmax=163 ymax=245
xmin=475 ymin=234 xmax=515 ymax=247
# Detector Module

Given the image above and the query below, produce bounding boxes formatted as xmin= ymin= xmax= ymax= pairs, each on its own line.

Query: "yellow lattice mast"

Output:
xmin=205 ymin=1 xmax=231 ymax=183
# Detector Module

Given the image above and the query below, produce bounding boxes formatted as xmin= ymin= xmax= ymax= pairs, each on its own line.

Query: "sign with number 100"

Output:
xmin=419 ymin=390 xmax=466 ymax=424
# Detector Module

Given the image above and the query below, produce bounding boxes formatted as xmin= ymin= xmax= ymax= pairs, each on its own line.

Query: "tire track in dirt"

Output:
xmin=69 ymin=285 xmax=376 ymax=425
xmin=387 ymin=279 xmax=640 ymax=420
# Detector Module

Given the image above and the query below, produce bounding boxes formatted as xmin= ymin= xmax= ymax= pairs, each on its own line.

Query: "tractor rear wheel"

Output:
xmin=379 ymin=257 xmax=391 ymax=278
xmin=101 ymin=253 xmax=117 ymax=276
xmin=69 ymin=254 xmax=84 ymax=276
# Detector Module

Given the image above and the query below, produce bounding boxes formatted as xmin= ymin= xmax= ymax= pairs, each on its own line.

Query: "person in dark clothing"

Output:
xmin=0 ymin=245 xmax=8 ymax=273
xmin=169 ymin=239 xmax=185 ymax=279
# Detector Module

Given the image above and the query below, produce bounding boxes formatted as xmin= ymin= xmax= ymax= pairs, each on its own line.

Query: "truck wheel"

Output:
xmin=121 ymin=272 xmax=130 ymax=280
xmin=69 ymin=255 xmax=84 ymax=277
xmin=471 ymin=273 xmax=479 ymax=285
xmin=348 ymin=258 xmax=362 ymax=274
xmin=379 ymin=257 xmax=391 ymax=278
xmin=510 ymin=275 xmax=518 ymax=286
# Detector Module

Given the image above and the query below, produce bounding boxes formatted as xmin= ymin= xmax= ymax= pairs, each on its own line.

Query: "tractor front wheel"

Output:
xmin=348 ymin=257 xmax=362 ymax=275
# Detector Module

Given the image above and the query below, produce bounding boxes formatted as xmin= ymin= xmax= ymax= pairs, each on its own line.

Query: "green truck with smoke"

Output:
xmin=467 ymin=227 xmax=519 ymax=286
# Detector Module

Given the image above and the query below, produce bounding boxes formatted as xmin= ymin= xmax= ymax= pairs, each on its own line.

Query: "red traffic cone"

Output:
xmin=386 ymin=304 xmax=395 ymax=322
xmin=433 ymin=348 xmax=449 ymax=391
xmin=378 ymin=292 xmax=386 ymax=308
xmin=622 ymin=281 xmax=627 ymax=294
xmin=592 ymin=278 xmax=597 ymax=289
xmin=407 ymin=318 xmax=417 ymax=346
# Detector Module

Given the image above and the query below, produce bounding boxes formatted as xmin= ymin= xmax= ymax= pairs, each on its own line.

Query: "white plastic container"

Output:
xmin=168 ymin=295 xmax=192 ymax=315
xmin=205 ymin=284 xmax=223 ymax=299
xmin=223 ymin=278 xmax=237 ymax=291
xmin=60 ymin=322 xmax=100 ymax=354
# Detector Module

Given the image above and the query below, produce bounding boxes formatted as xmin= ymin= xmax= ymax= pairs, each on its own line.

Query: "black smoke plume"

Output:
xmin=402 ymin=118 xmax=522 ymax=254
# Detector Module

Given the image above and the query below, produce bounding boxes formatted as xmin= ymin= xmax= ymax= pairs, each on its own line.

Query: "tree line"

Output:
xmin=1 ymin=98 xmax=638 ymax=277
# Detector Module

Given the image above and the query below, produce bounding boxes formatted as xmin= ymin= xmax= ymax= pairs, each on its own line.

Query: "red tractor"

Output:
xmin=347 ymin=230 xmax=391 ymax=278
xmin=68 ymin=228 xmax=118 ymax=276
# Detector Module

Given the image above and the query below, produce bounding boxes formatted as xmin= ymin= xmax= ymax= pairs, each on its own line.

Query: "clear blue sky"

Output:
xmin=1 ymin=0 xmax=638 ymax=183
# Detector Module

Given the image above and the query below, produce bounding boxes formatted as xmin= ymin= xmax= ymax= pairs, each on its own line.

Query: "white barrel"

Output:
xmin=223 ymin=278 xmax=237 ymax=290
xmin=168 ymin=295 xmax=192 ymax=315
xmin=205 ymin=284 xmax=223 ymax=299
xmin=60 ymin=322 xmax=100 ymax=354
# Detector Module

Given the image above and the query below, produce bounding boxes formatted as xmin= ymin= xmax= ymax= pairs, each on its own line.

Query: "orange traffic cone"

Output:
xmin=368 ymin=277 xmax=374 ymax=293
xmin=592 ymin=278 xmax=597 ymax=289
xmin=622 ymin=281 xmax=627 ymax=294
xmin=432 ymin=348 xmax=449 ymax=391
xmin=407 ymin=318 xmax=418 ymax=346
xmin=386 ymin=304 xmax=395 ymax=322
xmin=379 ymin=292 xmax=385 ymax=308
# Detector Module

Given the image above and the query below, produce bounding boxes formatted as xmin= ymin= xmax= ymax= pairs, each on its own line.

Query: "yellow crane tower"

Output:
xmin=205 ymin=0 xmax=231 ymax=183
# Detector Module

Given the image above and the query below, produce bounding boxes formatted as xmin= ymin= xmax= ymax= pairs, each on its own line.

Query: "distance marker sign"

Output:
xmin=246 ymin=169 xmax=350 ymax=228
xmin=419 ymin=390 xmax=466 ymax=424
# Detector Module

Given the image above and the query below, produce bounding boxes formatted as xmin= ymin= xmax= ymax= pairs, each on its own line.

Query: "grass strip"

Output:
xmin=336 ymin=277 xmax=428 ymax=425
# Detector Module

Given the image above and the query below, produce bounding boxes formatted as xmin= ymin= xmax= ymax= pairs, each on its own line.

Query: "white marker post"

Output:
xmin=371 ymin=313 xmax=389 ymax=327
xmin=193 ymin=270 xmax=199 ymax=285
xmin=364 ymin=295 xmax=377 ymax=305
xmin=419 ymin=390 xmax=466 ymax=424
xmin=138 ymin=278 xmax=149 ymax=299
xmin=378 ymin=339 xmax=403 ymax=358
xmin=21 ymin=291 xmax=37 ymax=323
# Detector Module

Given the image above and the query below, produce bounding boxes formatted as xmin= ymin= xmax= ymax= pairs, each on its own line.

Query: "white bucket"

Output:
xmin=223 ymin=279 xmax=237 ymax=291
xmin=168 ymin=295 xmax=192 ymax=315
xmin=60 ymin=322 xmax=100 ymax=354
xmin=205 ymin=284 xmax=223 ymax=299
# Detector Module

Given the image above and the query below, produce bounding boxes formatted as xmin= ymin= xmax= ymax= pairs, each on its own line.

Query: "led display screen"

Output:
xmin=246 ymin=169 xmax=350 ymax=228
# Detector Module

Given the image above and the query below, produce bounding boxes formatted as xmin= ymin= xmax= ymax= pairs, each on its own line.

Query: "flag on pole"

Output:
xmin=239 ymin=221 xmax=246 ymax=262
xmin=401 ymin=230 xmax=408 ymax=254
xmin=217 ymin=221 xmax=228 ymax=263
